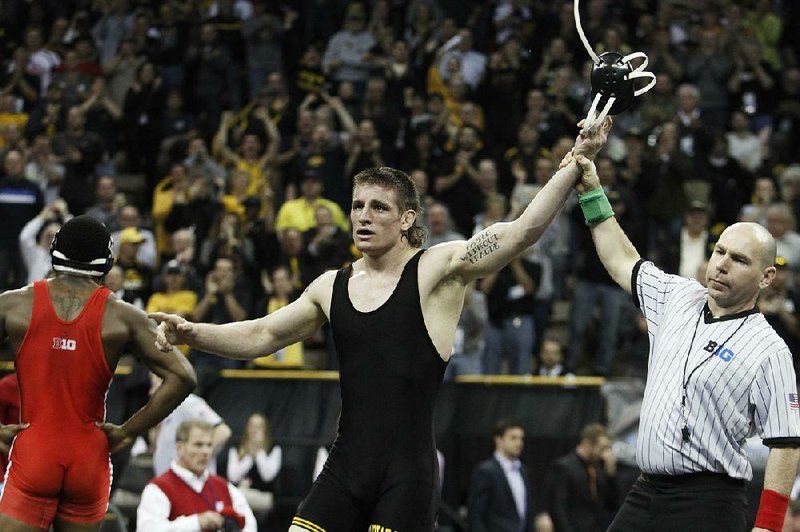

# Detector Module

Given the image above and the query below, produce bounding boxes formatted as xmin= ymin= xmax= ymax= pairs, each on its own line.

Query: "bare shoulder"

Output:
xmin=0 ymin=285 xmax=33 ymax=314
xmin=304 ymin=268 xmax=339 ymax=303
xmin=104 ymin=293 xmax=148 ymax=327
xmin=419 ymin=241 xmax=468 ymax=282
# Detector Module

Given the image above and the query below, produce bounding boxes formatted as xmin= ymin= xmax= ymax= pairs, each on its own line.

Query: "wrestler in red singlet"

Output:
xmin=0 ymin=214 xmax=196 ymax=532
xmin=0 ymin=280 xmax=113 ymax=527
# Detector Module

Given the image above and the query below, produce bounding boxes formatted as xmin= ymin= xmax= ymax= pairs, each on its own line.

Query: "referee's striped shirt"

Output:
xmin=633 ymin=260 xmax=800 ymax=480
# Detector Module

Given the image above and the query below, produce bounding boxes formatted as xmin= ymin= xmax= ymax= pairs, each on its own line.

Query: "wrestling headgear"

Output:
xmin=50 ymin=215 xmax=114 ymax=277
xmin=575 ymin=1 xmax=656 ymax=131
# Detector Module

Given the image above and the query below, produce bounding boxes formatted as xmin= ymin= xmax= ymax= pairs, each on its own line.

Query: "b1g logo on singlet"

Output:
xmin=52 ymin=337 xmax=77 ymax=351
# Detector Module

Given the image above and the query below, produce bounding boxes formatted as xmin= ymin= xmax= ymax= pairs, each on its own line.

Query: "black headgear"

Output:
xmin=50 ymin=215 xmax=114 ymax=277
xmin=590 ymin=52 xmax=636 ymax=116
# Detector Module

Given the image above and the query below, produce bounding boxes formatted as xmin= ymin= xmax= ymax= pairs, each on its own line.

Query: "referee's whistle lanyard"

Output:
xmin=679 ymin=310 xmax=750 ymax=444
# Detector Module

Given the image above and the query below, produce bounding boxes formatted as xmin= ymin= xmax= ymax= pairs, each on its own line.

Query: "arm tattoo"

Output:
xmin=459 ymin=231 xmax=500 ymax=264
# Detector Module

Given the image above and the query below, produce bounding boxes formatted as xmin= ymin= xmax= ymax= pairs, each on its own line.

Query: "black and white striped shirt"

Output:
xmin=633 ymin=260 xmax=800 ymax=479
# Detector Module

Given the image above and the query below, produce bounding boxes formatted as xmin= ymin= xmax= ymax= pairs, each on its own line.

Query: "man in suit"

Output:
xmin=549 ymin=423 xmax=619 ymax=532
xmin=468 ymin=419 xmax=534 ymax=532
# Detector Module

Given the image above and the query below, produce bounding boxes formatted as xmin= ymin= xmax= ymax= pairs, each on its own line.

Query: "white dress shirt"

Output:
xmin=226 ymin=446 xmax=282 ymax=484
xmin=136 ymin=461 xmax=257 ymax=532
xmin=494 ymin=452 xmax=527 ymax=520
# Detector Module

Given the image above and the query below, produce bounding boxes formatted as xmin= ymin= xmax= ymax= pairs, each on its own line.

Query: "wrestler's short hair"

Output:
xmin=50 ymin=215 xmax=114 ymax=277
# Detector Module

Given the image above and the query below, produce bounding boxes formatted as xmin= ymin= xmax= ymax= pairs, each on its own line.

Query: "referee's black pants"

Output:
xmin=608 ymin=472 xmax=748 ymax=532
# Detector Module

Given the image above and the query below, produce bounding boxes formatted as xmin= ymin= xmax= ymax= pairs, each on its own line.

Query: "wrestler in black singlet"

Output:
xmin=294 ymin=250 xmax=448 ymax=531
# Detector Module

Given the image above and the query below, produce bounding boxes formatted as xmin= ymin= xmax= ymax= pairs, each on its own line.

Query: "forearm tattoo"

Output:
xmin=460 ymin=231 xmax=500 ymax=264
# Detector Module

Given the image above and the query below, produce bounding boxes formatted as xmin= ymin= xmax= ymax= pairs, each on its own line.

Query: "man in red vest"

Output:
xmin=137 ymin=420 xmax=256 ymax=531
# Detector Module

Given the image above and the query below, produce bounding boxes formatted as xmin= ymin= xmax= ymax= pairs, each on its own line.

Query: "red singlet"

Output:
xmin=0 ymin=280 xmax=113 ymax=527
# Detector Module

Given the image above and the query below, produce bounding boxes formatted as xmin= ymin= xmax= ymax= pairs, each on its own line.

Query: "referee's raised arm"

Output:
xmin=566 ymin=150 xmax=641 ymax=294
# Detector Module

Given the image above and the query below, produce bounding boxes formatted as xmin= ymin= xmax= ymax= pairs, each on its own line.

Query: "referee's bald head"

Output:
xmin=721 ymin=222 xmax=777 ymax=269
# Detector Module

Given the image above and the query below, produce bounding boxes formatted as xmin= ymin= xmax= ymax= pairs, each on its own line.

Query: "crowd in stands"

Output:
xmin=1 ymin=0 xmax=800 ymax=378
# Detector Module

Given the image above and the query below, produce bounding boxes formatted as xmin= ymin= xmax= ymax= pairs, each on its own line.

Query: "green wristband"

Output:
xmin=579 ymin=188 xmax=614 ymax=226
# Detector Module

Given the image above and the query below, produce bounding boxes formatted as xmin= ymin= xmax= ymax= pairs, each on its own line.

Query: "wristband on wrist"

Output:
xmin=579 ymin=187 xmax=614 ymax=226
xmin=755 ymin=489 xmax=790 ymax=531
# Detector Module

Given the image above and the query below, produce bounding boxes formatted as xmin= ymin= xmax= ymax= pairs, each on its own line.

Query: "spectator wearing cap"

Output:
xmin=322 ymin=2 xmax=376 ymax=89
xmin=114 ymin=226 xmax=154 ymax=307
xmin=275 ymin=173 xmax=348 ymax=238
xmin=112 ymin=205 xmax=157 ymax=268
xmin=146 ymin=260 xmax=198 ymax=355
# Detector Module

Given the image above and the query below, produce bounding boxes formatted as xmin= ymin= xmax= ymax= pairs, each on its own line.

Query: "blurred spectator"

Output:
xmin=214 ymin=109 xmax=280 ymax=202
xmin=24 ymin=135 xmax=64 ymax=205
xmin=433 ymin=125 xmax=486 ymax=235
xmin=276 ymin=173 xmax=349 ymax=237
xmin=740 ymin=175 xmax=779 ymax=226
xmin=480 ymin=255 xmax=539 ymax=376
xmin=305 ymin=205 xmax=353 ymax=273
xmin=0 ymin=149 xmax=44 ymax=290
xmin=0 ymin=47 xmax=39 ymax=112
xmin=152 ymin=162 xmax=190 ymax=260
xmin=242 ymin=2 xmax=285 ymax=99
xmin=728 ymin=37 xmax=777 ymax=133
xmin=693 ymin=133 xmax=753 ymax=227
xmin=224 ymin=413 xmax=282 ymax=520
xmin=24 ymin=26 xmax=61 ymax=93
xmin=655 ymin=200 xmax=717 ymax=280
xmin=112 ymin=205 xmax=157 ymax=268
xmin=537 ymin=339 xmax=564 ymax=377
xmin=138 ymin=420 xmax=255 ymax=531
xmin=773 ymin=68 xmax=800 ymax=165
xmin=423 ymin=201 xmax=464 ymax=248
xmin=766 ymin=203 xmax=800 ymax=270
xmin=567 ymin=160 xmax=640 ymax=377
xmin=151 ymin=374 xmax=232 ymax=477
xmin=344 ymin=118 xmax=386 ymax=183
xmin=114 ymin=226 xmax=154 ymax=307
xmin=759 ymin=257 xmax=800 ymax=363
xmin=78 ymin=77 xmax=123 ymax=157
xmin=182 ymin=136 xmax=226 ymax=182
xmin=50 ymin=47 xmax=92 ymax=110
xmin=190 ymin=257 xmax=252 ymax=370
xmin=85 ymin=174 xmax=124 ymax=232
xmin=274 ymin=228 xmax=319 ymax=291
xmin=124 ymin=62 xmax=165 ymax=185
xmin=684 ymin=29 xmax=732 ymax=132
xmin=549 ymin=423 xmax=619 ymax=532
xmin=18 ymin=199 xmax=68 ymax=284
xmin=444 ymin=282 xmax=488 ymax=380
xmin=103 ymin=264 xmax=142 ymax=309
xmin=164 ymin=173 xmax=224 ymax=252
xmin=157 ymin=89 xmax=197 ymax=172
xmin=92 ymin=0 xmax=135 ymax=66
xmin=146 ymin=260 xmax=198 ymax=354
xmin=103 ymin=37 xmax=143 ymax=110
xmin=252 ymin=265 xmax=305 ymax=368
xmin=322 ymin=3 xmax=376 ymax=89
xmin=51 ymin=105 xmax=107 ymax=215
xmin=468 ymin=419 xmax=533 ymax=532
xmin=0 ymin=93 xmax=28 ymax=150
xmin=186 ymin=22 xmax=239 ymax=137
xmin=293 ymin=116 xmax=350 ymax=211
xmin=726 ymin=111 xmax=765 ymax=173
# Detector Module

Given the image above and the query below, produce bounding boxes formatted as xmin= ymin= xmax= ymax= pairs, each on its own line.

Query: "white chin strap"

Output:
xmin=574 ymin=0 xmax=656 ymax=133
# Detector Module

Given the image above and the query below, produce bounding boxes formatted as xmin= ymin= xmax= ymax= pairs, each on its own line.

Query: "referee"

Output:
xmin=564 ymin=145 xmax=800 ymax=532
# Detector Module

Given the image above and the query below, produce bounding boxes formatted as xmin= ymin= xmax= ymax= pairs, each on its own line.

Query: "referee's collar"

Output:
xmin=703 ymin=301 xmax=760 ymax=323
